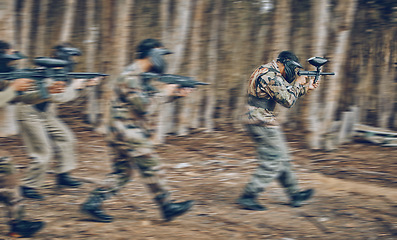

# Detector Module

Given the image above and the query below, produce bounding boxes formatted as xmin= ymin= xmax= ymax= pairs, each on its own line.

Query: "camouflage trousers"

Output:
xmin=0 ymin=157 xmax=24 ymax=221
xmin=90 ymin=120 xmax=169 ymax=203
xmin=16 ymin=105 xmax=77 ymax=188
xmin=242 ymin=125 xmax=299 ymax=196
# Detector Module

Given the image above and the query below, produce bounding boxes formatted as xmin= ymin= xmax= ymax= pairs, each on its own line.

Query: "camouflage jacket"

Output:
xmin=0 ymin=80 xmax=45 ymax=107
xmin=243 ymin=60 xmax=309 ymax=126
xmin=110 ymin=62 xmax=171 ymax=133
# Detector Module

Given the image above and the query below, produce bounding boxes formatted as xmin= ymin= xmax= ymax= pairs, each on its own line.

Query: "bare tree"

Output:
xmin=204 ymin=0 xmax=221 ymax=132
xmin=304 ymin=0 xmax=331 ymax=149
xmin=356 ymin=34 xmax=375 ymax=124
xmin=19 ymin=0 xmax=33 ymax=68
xmin=92 ymin=0 xmax=134 ymax=131
xmin=392 ymin=30 xmax=397 ymax=129
xmin=230 ymin=2 xmax=257 ymax=129
xmin=85 ymin=0 xmax=100 ymax=125
xmin=270 ymin=0 xmax=292 ymax=125
xmin=321 ymin=0 xmax=358 ymax=150
xmin=35 ymin=0 xmax=49 ymax=57
xmin=0 ymin=0 xmax=393 ymax=143
xmin=96 ymin=0 xmax=115 ymax=134
xmin=180 ymin=0 xmax=205 ymax=133
xmin=155 ymin=0 xmax=193 ymax=143
xmin=172 ymin=0 xmax=193 ymax=136
xmin=0 ymin=0 xmax=17 ymax=137
xmin=59 ymin=0 xmax=76 ymax=43
xmin=160 ymin=0 xmax=171 ymax=45
xmin=115 ymin=0 xmax=134 ymax=72
xmin=377 ymin=29 xmax=394 ymax=128
xmin=0 ymin=0 xmax=15 ymax=43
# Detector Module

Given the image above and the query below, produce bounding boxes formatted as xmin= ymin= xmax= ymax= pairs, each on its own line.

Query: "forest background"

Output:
xmin=0 ymin=1 xmax=396 ymax=239
xmin=0 ymin=0 xmax=396 ymax=150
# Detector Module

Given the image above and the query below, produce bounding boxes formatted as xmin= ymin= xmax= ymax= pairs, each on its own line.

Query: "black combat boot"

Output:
xmin=236 ymin=193 xmax=266 ymax=211
xmin=80 ymin=195 xmax=113 ymax=223
xmin=290 ymin=189 xmax=314 ymax=207
xmin=155 ymin=194 xmax=194 ymax=221
xmin=161 ymin=201 xmax=194 ymax=221
xmin=20 ymin=186 xmax=44 ymax=200
xmin=57 ymin=172 xmax=82 ymax=188
xmin=8 ymin=220 xmax=45 ymax=238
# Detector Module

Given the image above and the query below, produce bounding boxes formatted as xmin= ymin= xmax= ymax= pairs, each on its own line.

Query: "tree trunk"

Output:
xmin=204 ymin=0 xmax=221 ymax=132
xmin=85 ymin=0 xmax=100 ymax=125
xmin=392 ymin=30 xmax=397 ymax=129
xmin=160 ymin=0 xmax=171 ymax=45
xmin=0 ymin=0 xmax=15 ymax=43
xmin=270 ymin=0 xmax=292 ymax=125
xmin=183 ymin=0 xmax=205 ymax=131
xmin=172 ymin=0 xmax=193 ymax=136
xmin=96 ymin=0 xmax=115 ymax=134
xmin=59 ymin=0 xmax=76 ymax=43
xmin=322 ymin=0 xmax=358 ymax=150
xmin=356 ymin=33 xmax=375 ymax=125
xmin=377 ymin=29 xmax=394 ymax=128
xmin=153 ymin=0 xmax=172 ymax=144
xmin=0 ymin=0 xmax=17 ymax=137
xmin=19 ymin=0 xmax=33 ymax=68
xmin=155 ymin=0 xmax=193 ymax=142
xmin=305 ymin=0 xmax=331 ymax=149
xmin=115 ymin=0 xmax=134 ymax=72
xmin=35 ymin=0 xmax=49 ymax=57
xmin=93 ymin=0 xmax=133 ymax=129
xmin=231 ymin=2 xmax=256 ymax=129
xmin=217 ymin=3 xmax=232 ymax=122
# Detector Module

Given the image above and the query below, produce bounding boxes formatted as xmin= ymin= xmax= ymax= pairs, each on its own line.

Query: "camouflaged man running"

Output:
xmin=81 ymin=39 xmax=194 ymax=223
xmin=237 ymin=51 xmax=318 ymax=211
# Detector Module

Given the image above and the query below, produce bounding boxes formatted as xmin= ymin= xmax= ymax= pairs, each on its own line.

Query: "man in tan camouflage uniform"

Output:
xmin=17 ymin=43 xmax=87 ymax=200
xmin=237 ymin=51 xmax=317 ymax=211
xmin=81 ymin=39 xmax=194 ymax=223
xmin=0 ymin=40 xmax=53 ymax=237
xmin=0 ymin=155 xmax=44 ymax=238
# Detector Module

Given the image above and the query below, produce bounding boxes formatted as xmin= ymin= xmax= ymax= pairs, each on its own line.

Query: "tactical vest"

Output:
xmin=247 ymin=66 xmax=278 ymax=111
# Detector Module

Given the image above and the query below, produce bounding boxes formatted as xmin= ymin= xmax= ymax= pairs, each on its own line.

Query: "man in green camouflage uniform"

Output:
xmin=81 ymin=39 xmax=194 ymax=223
xmin=237 ymin=51 xmax=316 ymax=211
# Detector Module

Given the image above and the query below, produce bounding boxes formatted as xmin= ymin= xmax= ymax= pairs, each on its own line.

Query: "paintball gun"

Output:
xmin=297 ymin=57 xmax=335 ymax=84
xmin=0 ymin=57 xmax=108 ymax=99
xmin=141 ymin=72 xmax=209 ymax=89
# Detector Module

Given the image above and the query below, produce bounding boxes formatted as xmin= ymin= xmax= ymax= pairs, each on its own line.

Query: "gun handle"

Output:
xmin=313 ymin=75 xmax=320 ymax=84
xmin=36 ymin=79 xmax=50 ymax=99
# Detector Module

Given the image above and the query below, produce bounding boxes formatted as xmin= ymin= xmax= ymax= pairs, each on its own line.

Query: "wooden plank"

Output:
xmin=354 ymin=124 xmax=397 ymax=137
xmin=353 ymin=124 xmax=397 ymax=146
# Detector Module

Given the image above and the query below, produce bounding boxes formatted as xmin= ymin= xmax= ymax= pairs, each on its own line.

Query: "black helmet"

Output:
xmin=277 ymin=51 xmax=303 ymax=83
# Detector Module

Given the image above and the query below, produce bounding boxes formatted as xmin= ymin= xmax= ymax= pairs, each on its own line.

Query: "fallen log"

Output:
xmin=353 ymin=124 xmax=397 ymax=147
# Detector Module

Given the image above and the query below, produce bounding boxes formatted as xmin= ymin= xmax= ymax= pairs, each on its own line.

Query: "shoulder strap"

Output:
xmin=254 ymin=67 xmax=278 ymax=97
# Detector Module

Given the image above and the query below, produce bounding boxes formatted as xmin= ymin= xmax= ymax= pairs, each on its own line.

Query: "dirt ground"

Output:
xmin=0 ymin=103 xmax=396 ymax=240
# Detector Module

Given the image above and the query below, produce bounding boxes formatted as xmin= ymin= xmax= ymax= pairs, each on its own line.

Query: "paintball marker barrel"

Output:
xmin=66 ymin=72 xmax=108 ymax=79
xmin=141 ymin=72 xmax=209 ymax=88
xmin=297 ymin=71 xmax=335 ymax=76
